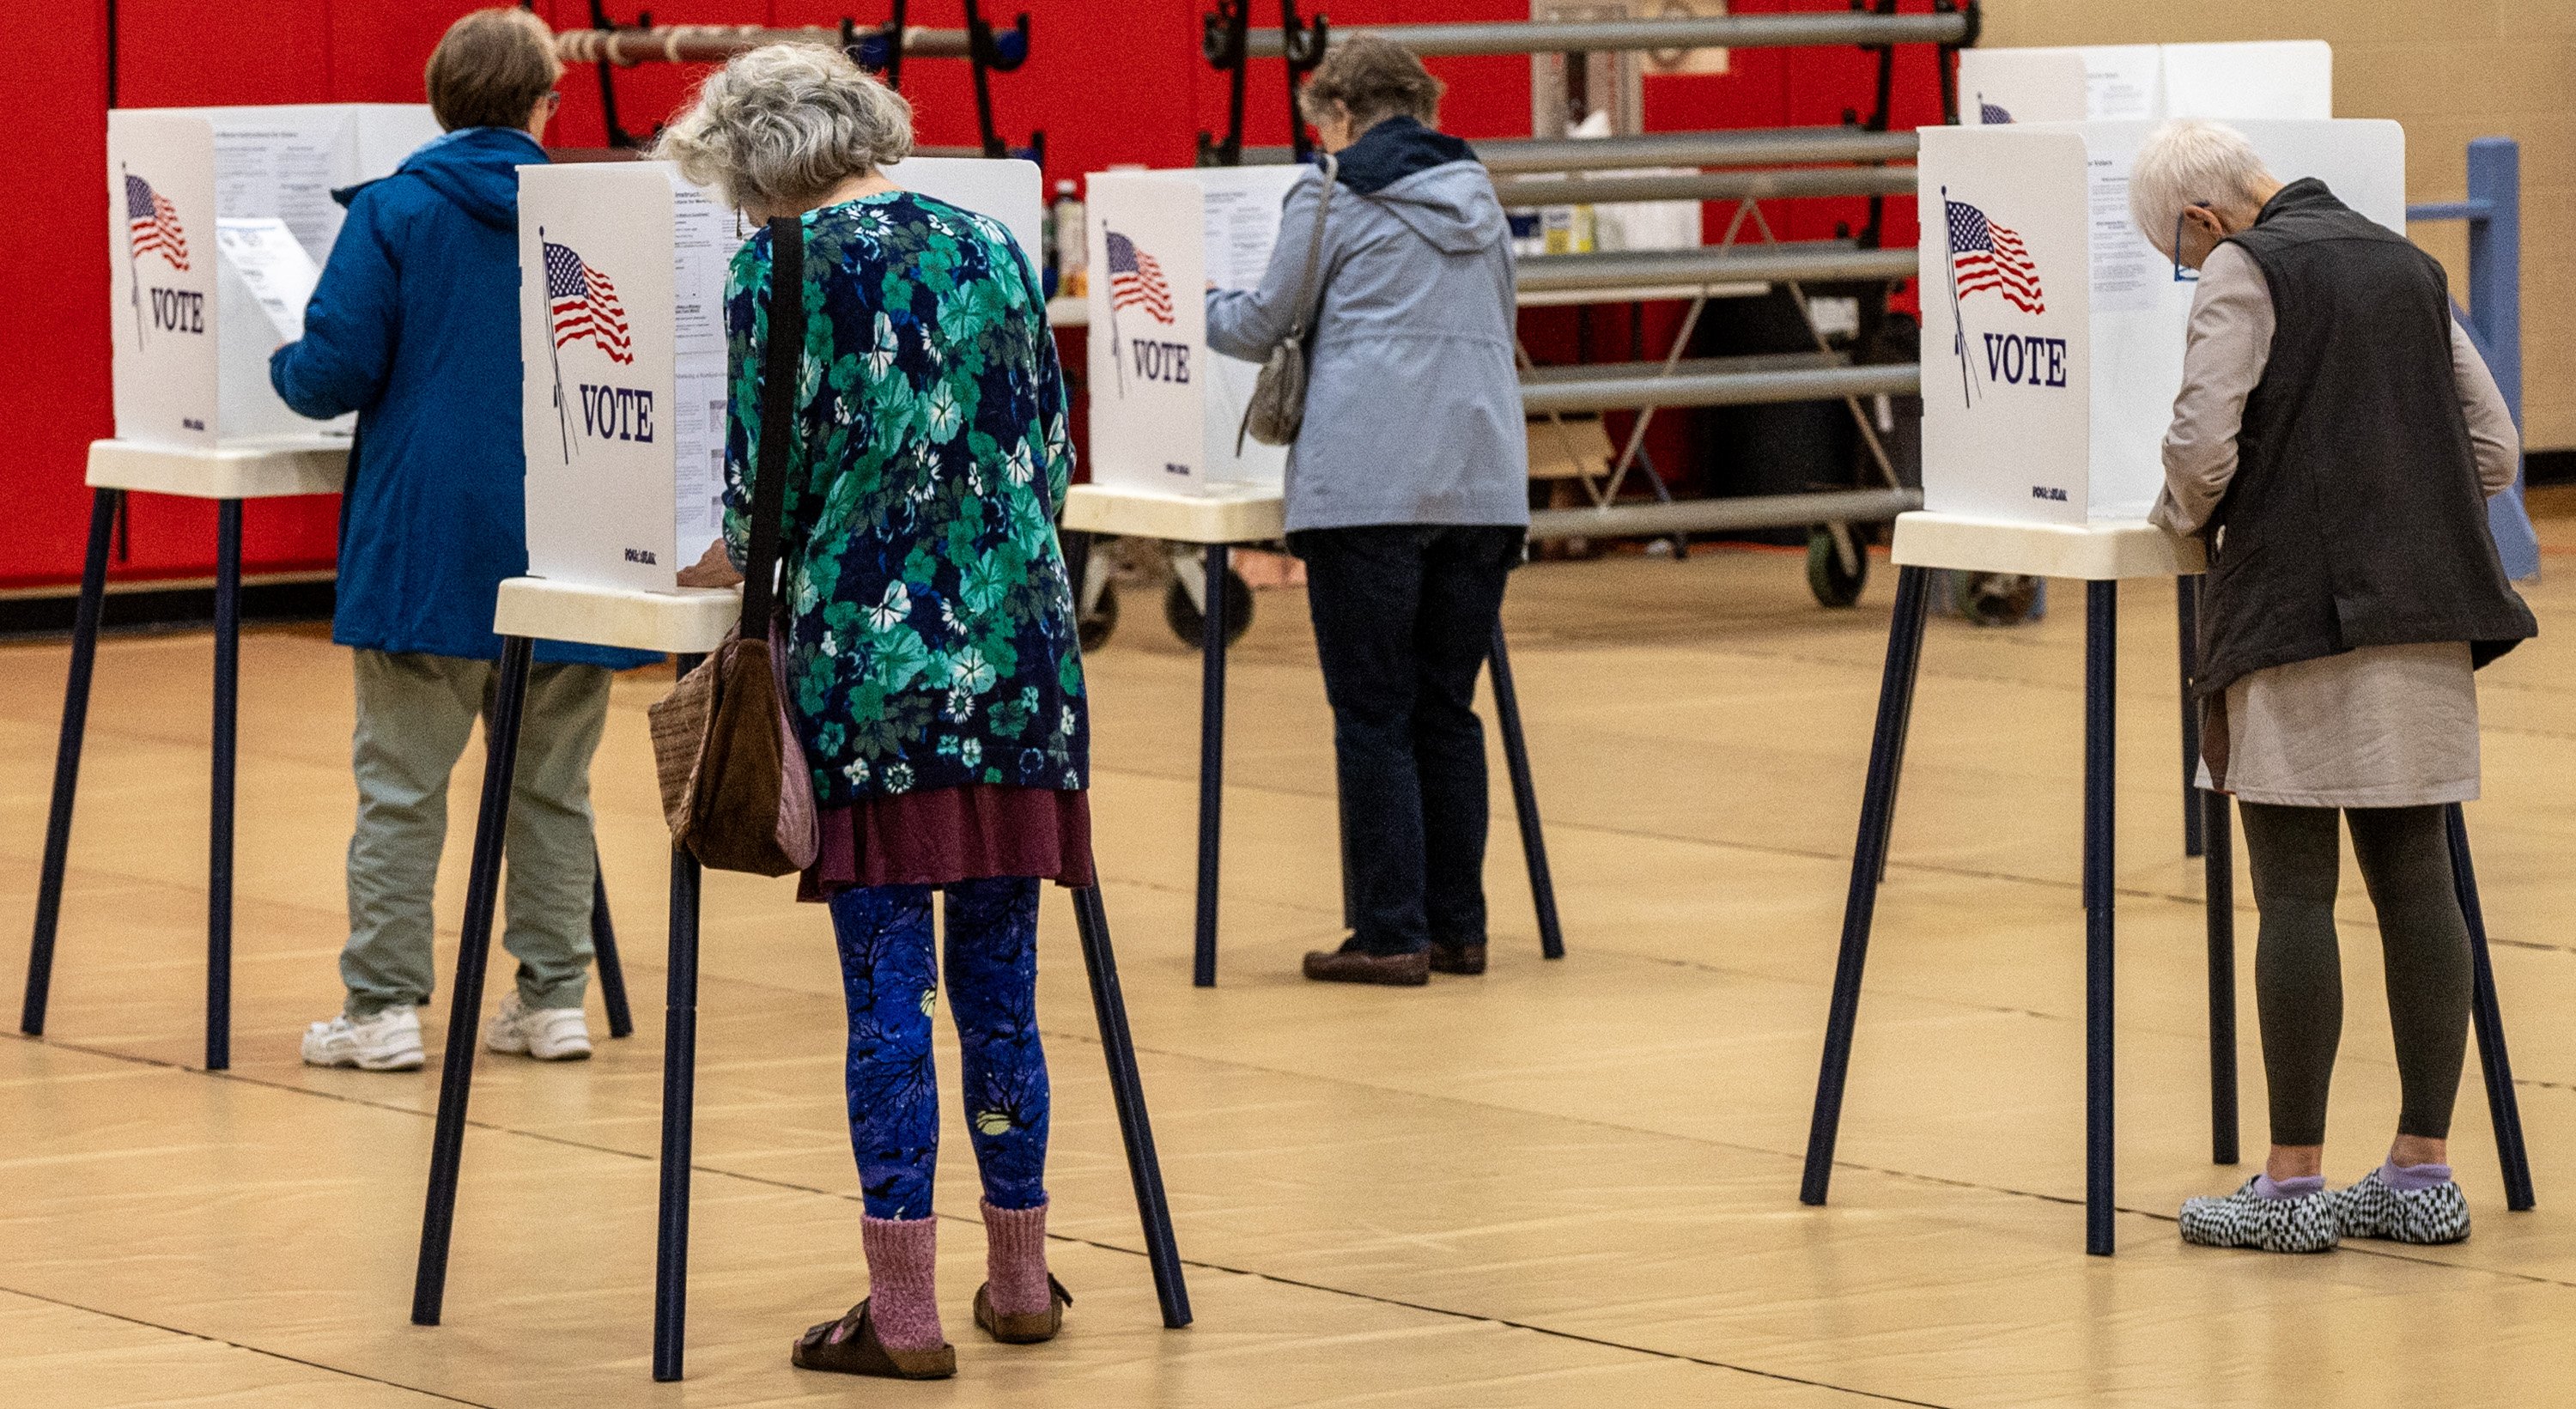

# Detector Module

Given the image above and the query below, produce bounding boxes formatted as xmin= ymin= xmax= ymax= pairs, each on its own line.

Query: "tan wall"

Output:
xmin=1981 ymin=1 xmax=2576 ymax=448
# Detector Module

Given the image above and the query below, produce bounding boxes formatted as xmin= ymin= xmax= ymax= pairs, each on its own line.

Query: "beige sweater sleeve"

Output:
xmin=2152 ymin=242 xmax=2274 ymax=538
xmin=2450 ymin=319 xmax=2521 ymax=498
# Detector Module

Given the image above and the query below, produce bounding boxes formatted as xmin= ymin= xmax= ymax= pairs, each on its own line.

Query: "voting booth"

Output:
xmin=1082 ymin=165 xmax=1304 ymax=496
xmin=516 ymin=157 xmax=1045 ymax=592
xmin=1917 ymin=118 xmax=2404 ymax=525
xmin=1804 ymin=91 xmax=2521 ymax=1260
xmin=1959 ymin=41 xmax=2333 ymax=128
xmin=428 ymin=156 xmax=1185 ymax=1385
xmin=32 ymin=104 xmax=446 ymax=1074
xmin=106 ymin=105 xmax=440 ymax=448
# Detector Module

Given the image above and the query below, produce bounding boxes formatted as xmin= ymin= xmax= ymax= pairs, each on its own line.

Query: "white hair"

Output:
xmin=654 ymin=43 xmax=913 ymax=211
xmin=2129 ymin=118 xmax=2279 ymax=257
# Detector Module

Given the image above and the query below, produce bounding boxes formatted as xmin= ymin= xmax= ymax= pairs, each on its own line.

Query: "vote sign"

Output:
xmin=106 ymin=105 xmax=442 ymax=450
xmin=1084 ymin=173 xmax=1209 ymax=494
xmin=108 ymin=112 xmax=221 ymax=447
xmin=518 ymin=161 xmax=728 ymax=595
xmin=1920 ymin=118 xmax=2404 ymax=526
xmin=519 ymin=158 xmax=1049 ymax=594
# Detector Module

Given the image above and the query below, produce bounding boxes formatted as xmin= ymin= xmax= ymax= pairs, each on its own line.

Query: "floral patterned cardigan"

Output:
xmin=721 ymin=191 xmax=1087 ymax=808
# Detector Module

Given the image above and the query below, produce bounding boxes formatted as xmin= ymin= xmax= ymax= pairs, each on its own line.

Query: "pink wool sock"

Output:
xmin=981 ymin=1199 xmax=1052 ymax=1316
xmin=860 ymin=1215 xmax=945 ymax=1351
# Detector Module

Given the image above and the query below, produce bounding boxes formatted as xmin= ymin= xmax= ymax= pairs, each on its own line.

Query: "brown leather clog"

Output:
xmin=973 ymin=1274 xmax=1073 ymax=1345
xmin=791 ymin=1298 xmax=957 ymax=1379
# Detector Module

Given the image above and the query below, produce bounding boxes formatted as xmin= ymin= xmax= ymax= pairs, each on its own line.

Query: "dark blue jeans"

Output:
xmin=827 ymin=878 xmax=1049 ymax=1220
xmin=1291 ymin=524 xmax=1522 ymax=956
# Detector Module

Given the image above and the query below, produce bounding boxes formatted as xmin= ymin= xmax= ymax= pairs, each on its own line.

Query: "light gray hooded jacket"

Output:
xmin=1206 ymin=151 xmax=1528 ymax=534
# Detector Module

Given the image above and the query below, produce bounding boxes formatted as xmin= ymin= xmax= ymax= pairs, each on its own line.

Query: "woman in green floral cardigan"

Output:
xmin=663 ymin=44 xmax=1084 ymax=1381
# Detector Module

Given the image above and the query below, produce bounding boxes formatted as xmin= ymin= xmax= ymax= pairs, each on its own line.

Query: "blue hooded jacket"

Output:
xmin=1206 ymin=117 xmax=1527 ymax=532
xmin=270 ymin=127 xmax=654 ymax=669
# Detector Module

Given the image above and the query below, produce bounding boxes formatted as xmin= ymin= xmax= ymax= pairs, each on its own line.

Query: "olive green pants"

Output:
xmin=341 ymin=650 xmax=612 ymax=1020
xmin=2240 ymin=802 xmax=2474 ymax=1148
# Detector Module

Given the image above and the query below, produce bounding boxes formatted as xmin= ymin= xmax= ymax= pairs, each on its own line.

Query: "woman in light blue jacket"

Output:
xmin=1206 ymin=35 xmax=1528 ymax=987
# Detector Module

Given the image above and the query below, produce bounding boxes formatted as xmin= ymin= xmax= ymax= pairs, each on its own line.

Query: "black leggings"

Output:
xmin=2239 ymin=802 xmax=2473 ymax=1147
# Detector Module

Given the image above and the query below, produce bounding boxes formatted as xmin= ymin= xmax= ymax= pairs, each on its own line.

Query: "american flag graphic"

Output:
xmin=125 ymin=174 xmax=189 ymax=270
xmin=1977 ymin=95 xmax=2014 ymax=125
xmin=543 ymin=240 xmax=635 ymax=363
xmin=1103 ymin=230 xmax=1174 ymax=324
xmin=1947 ymin=198 xmax=2044 ymax=314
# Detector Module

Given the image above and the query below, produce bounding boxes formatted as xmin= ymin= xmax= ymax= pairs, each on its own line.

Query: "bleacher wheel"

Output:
xmin=1806 ymin=526 xmax=1868 ymax=608
xmin=1165 ymin=569 xmax=1255 ymax=650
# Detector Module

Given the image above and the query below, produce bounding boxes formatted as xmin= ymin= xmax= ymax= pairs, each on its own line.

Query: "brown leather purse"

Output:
xmin=647 ymin=214 xmax=819 ymax=877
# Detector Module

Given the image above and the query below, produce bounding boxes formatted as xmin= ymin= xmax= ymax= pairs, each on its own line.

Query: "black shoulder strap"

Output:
xmin=741 ymin=214 xmax=805 ymax=636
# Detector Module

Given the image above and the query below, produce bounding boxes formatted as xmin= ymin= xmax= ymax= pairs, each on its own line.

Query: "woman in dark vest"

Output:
xmin=2131 ymin=118 xmax=2534 ymax=1254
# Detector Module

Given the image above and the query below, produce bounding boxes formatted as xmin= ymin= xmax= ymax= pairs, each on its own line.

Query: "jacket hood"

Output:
xmin=1330 ymin=118 xmax=1504 ymax=256
xmin=335 ymin=127 xmax=546 ymax=231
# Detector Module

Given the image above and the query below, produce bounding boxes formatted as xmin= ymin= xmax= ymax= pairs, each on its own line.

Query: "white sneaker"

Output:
xmin=302 ymin=1005 xmax=425 ymax=1071
xmin=483 ymin=993 xmax=592 ymax=1061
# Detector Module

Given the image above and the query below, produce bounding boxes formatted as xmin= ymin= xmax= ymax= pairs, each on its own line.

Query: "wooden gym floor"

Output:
xmin=3 ymin=508 xmax=2574 ymax=1407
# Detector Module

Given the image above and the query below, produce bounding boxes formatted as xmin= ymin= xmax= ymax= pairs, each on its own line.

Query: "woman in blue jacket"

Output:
xmin=1206 ymin=36 xmax=1528 ymax=987
xmin=271 ymin=8 xmax=651 ymax=1072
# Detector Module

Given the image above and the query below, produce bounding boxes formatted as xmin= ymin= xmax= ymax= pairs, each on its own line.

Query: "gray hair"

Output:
xmin=2129 ymin=118 xmax=2278 ymax=257
xmin=655 ymin=43 xmax=913 ymax=211
xmin=1297 ymin=33 xmax=1444 ymax=131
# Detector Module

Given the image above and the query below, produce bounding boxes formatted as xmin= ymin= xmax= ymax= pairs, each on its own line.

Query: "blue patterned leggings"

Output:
xmin=826 ymin=878 xmax=1050 ymax=1221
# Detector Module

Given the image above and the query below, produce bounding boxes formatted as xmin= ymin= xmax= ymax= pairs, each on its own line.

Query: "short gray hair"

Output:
xmin=655 ymin=43 xmax=913 ymax=211
xmin=2129 ymin=118 xmax=2278 ymax=257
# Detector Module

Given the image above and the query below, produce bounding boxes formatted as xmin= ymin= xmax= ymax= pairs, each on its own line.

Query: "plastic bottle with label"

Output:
xmin=1051 ymin=179 xmax=1087 ymax=300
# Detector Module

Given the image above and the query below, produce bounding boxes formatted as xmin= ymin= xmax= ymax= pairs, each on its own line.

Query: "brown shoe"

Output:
xmin=1303 ymin=947 xmax=1430 ymax=986
xmin=975 ymin=1274 xmax=1073 ymax=1344
xmin=791 ymin=1299 xmax=957 ymax=1379
xmin=1428 ymin=940 xmax=1486 ymax=975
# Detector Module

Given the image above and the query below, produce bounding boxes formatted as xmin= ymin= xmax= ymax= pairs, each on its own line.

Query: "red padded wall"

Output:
xmin=3 ymin=0 xmax=1947 ymax=592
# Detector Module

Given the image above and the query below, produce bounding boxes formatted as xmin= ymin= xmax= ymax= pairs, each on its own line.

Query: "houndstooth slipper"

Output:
xmin=2330 ymin=1166 xmax=2471 ymax=1246
xmin=2178 ymin=1178 xmax=2340 ymax=1253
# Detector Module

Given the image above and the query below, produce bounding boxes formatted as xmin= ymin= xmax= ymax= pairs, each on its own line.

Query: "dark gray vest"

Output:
xmin=2196 ymin=179 xmax=2534 ymax=698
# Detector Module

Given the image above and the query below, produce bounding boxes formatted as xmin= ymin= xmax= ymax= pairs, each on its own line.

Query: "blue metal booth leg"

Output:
xmin=652 ymin=652 xmax=708 ymax=1380
xmin=411 ymin=634 xmax=536 ymax=1327
xmin=21 ymin=488 xmax=119 ymax=1039
xmin=590 ymin=853 xmax=635 ymax=1040
xmin=1193 ymin=542 xmax=1230 ymax=987
xmin=2203 ymin=787 xmax=2239 ymax=1167
xmin=1800 ymin=564 xmax=1932 ymax=1206
xmin=1073 ymin=878 xmax=1194 ymax=1327
xmin=205 ymin=500 xmax=242 ymax=1071
xmin=2178 ymin=577 xmax=2204 ymax=859
xmin=1486 ymin=623 xmax=1564 ymax=960
xmin=2445 ymin=804 xmax=2537 ymax=1212
xmin=2082 ymin=581 xmax=2117 ymax=1257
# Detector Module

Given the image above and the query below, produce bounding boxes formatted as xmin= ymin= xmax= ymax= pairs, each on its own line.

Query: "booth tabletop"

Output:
xmin=1890 ymin=510 xmax=2205 ymax=581
xmin=1062 ymin=483 xmax=1286 ymax=545
xmin=86 ymin=437 xmax=349 ymax=501
xmin=493 ymin=576 xmax=738 ymax=656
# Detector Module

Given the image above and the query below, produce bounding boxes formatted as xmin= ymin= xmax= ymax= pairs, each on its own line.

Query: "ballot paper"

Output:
xmin=214 ymin=219 xmax=320 ymax=341
xmin=2084 ymin=156 xmax=2160 ymax=313
xmin=1194 ymin=167 xmax=1297 ymax=291
xmin=669 ymin=179 xmax=734 ymax=555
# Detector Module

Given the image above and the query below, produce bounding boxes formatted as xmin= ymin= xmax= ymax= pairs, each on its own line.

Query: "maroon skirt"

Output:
xmin=799 ymin=784 xmax=1094 ymax=900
